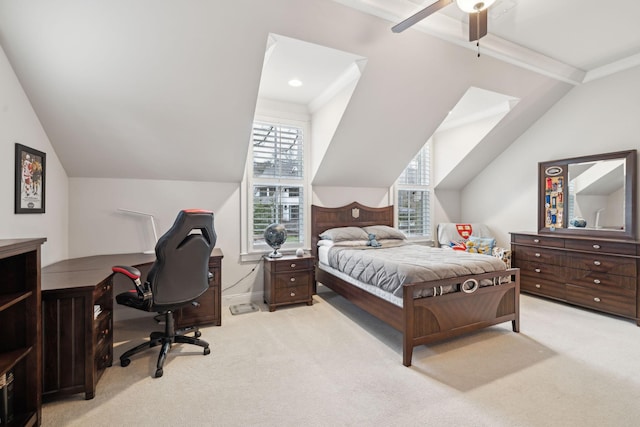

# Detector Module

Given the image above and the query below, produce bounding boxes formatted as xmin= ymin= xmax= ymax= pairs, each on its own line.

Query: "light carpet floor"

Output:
xmin=42 ymin=287 xmax=640 ymax=426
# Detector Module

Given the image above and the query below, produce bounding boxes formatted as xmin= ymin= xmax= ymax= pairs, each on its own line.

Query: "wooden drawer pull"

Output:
xmin=592 ymin=244 xmax=601 ymax=249
xmin=593 ymin=297 xmax=601 ymax=303
xmin=593 ymin=279 xmax=601 ymax=284
xmin=593 ymin=260 xmax=601 ymax=266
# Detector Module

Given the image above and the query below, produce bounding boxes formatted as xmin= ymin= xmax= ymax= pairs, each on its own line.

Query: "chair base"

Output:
xmin=120 ymin=310 xmax=210 ymax=378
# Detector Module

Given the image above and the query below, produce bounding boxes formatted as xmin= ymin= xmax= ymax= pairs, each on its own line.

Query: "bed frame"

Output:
xmin=311 ymin=202 xmax=520 ymax=367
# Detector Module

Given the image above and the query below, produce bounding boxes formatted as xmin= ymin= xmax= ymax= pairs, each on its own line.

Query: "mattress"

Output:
xmin=318 ymin=243 xmax=507 ymax=300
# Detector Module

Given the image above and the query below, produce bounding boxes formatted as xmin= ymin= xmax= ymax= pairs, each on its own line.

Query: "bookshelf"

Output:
xmin=0 ymin=238 xmax=46 ymax=427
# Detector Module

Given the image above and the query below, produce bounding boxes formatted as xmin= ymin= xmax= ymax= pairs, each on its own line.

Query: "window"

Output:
xmin=248 ymin=121 xmax=306 ymax=253
xmin=396 ymin=142 xmax=431 ymax=238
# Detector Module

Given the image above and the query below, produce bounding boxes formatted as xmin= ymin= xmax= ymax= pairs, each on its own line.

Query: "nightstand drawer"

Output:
xmin=273 ymin=284 xmax=311 ymax=304
xmin=273 ymin=258 xmax=312 ymax=272
xmin=274 ymin=271 xmax=311 ymax=288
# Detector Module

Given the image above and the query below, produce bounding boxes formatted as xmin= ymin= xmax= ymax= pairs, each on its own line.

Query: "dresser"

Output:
xmin=263 ymin=254 xmax=314 ymax=311
xmin=511 ymin=232 xmax=640 ymax=325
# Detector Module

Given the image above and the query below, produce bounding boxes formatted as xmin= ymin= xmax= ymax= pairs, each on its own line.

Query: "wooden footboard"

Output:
xmin=316 ymin=266 xmax=520 ymax=367
xmin=402 ymin=268 xmax=520 ymax=366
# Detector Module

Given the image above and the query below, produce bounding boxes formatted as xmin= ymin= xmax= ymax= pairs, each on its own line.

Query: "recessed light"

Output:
xmin=288 ymin=79 xmax=303 ymax=87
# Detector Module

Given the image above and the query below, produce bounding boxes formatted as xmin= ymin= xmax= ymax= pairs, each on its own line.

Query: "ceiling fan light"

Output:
xmin=456 ymin=0 xmax=496 ymax=13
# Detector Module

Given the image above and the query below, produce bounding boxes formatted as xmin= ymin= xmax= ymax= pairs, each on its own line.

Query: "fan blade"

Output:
xmin=392 ymin=0 xmax=454 ymax=33
xmin=468 ymin=8 xmax=488 ymax=42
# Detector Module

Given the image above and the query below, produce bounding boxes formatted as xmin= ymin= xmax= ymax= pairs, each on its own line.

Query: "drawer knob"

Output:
xmin=102 ymin=329 xmax=109 ymax=336
xmin=593 ymin=260 xmax=601 ymax=266
xmin=290 ymin=290 xmax=296 ymax=297
xmin=290 ymin=277 xmax=296 ymax=282
xmin=592 ymin=244 xmax=601 ymax=249
xmin=533 ymin=239 xmax=540 ymax=243
xmin=534 ymin=268 xmax=541 ymax=273
xmin=593 ymin=297 xmax=601 ymax=303
xmin=535 ymin=284 xmax=541 ymax=288
xmin=290 ymin=263 xmax=296 ymax=268
xmin=535 ymin=253 xmax=541 ymax=257
xmin=593 ymin=279 xmax=601 ymax=284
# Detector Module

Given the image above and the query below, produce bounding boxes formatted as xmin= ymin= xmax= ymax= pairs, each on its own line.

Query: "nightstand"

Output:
xmin=263 ymin=254 xmax=314 ymax=311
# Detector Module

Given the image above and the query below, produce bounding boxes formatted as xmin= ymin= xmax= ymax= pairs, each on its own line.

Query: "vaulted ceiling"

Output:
xmin=0 ymin=0 xmax=637 ymax=188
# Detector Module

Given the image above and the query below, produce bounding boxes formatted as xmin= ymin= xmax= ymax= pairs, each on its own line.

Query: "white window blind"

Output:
xmin=397 ymin=143 xmax=431 ymax=237
xmin=251 ymin=122 xmax=305 ymax=249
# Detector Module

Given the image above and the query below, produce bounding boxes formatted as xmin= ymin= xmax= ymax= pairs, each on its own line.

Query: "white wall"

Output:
xmin=461 ymin=65 xmax=640 ymax=248
xmin=0 ymin=45 xmax=68 ymax=266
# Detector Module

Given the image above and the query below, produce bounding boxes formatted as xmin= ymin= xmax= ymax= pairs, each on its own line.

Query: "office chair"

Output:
xmin=112 ymin=209 xmax=216 ymax=378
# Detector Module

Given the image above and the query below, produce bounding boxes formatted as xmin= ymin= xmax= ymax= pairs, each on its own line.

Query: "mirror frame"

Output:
xmin=538 ymin=150 xmax=637 ymax=240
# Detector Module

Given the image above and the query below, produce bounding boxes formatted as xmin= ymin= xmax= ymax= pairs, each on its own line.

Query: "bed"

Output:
xmin=311 ymin=202 xmax=520 ymax=367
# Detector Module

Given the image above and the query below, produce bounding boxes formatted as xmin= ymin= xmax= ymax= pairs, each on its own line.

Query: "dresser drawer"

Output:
xmin=518 ymin=260 xmax=565 ymax=282
xmin=566 ymin=268 xmax=636 ymax=295
xmin=515 ymin=246 xmax=564 ymax=266
xmin=273 ymin=258 xmax=312 ymax=272
xmin=513 ymin=234 xmax=565 ymax=248
xmin=566 ymin=285 xmax=635 ymax=318
xmin=274 ymin=271 xmax=311 ymax=289
xmin=273 ymin=283 xmax=311 ymax=304
xmin=564 ymin=239 xmax=636 ymax=256
xmin=565 ymin=253 xmax=636 ymax=277
xmin=520 ymin=277 xmax=566 ymax=300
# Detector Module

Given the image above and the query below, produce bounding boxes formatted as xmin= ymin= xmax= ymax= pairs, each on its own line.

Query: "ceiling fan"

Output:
xmin=392 ymin=0 xmax=496 ymax=43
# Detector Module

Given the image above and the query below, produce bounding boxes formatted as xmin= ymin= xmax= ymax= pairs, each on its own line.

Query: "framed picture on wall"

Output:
xmin=15 ymin=143 xmax=46 ymax=214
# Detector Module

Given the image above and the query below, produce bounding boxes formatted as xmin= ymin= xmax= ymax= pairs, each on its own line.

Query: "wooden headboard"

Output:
xmin=311 ymin=202 xmax=394 ymax=258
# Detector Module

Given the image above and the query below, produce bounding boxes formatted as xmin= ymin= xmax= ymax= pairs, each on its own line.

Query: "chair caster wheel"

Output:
xmin=121 ymin=358 xmax=131 ymax=367
xmin=194 ymin=330 xmax=202 ymax=338
xmin=155 ymin=368 xmax=163 ymax=378
xmin=204 ymin=347 xmax=211 ymax=356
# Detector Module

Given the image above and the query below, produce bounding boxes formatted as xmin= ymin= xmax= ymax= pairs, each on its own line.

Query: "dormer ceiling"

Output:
xmin=0 ymin=1 xmax=637 ymax=188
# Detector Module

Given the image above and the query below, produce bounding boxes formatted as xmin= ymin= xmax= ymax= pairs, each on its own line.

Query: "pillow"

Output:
xmin=362 ymin=225 xmax=407 ymax=241
xmin=319 ymin=226 xmax=368 ymax=242
xmin=465 ymin=236 xmax=495 ymax=255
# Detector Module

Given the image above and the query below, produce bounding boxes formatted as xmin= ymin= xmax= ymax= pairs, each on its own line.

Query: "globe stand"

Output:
xmin=268 ymin=248 xmax=283 ymax=258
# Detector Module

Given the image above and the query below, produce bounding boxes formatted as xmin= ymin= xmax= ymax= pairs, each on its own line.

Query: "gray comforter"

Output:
xmin=327 ymin=243 xmax=506 ymax=298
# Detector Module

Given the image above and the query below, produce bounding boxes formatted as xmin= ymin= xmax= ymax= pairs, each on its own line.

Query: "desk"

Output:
xmin=41 ymin=249 xmax=223 ymax=400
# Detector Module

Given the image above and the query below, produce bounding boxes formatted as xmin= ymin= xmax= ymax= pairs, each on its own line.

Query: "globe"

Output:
xmin=264 ymin=223 xmax=287 ymax=258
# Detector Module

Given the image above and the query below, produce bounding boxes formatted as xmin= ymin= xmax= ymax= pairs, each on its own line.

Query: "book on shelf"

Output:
xmin=0 ymin=369 xmax=14 ymax=426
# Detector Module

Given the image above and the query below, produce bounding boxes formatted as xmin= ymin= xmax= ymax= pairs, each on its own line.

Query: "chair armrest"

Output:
xmin=112 ymin=265 xmax=152 ymax=301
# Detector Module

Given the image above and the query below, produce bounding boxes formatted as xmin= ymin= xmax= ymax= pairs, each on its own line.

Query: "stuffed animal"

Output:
xmin=367 ymin=233 xmax=381 ymax=248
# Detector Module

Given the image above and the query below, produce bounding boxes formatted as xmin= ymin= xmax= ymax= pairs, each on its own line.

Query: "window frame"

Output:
xmin=394 ymin=140 xmax=433 ymax=241
xmin=241 ymin=114 xmax=311 ymax=259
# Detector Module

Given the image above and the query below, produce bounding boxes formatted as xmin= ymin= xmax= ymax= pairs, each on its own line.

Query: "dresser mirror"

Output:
xmin=538 ymin=150 xmax=637 ymax=240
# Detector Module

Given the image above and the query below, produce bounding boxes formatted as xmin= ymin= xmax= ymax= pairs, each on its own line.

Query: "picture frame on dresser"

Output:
xmin=14 ymin=143 xmax=46 ymax=214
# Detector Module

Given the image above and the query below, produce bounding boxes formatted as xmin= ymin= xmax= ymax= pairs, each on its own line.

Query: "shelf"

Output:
xmin=0 ymin=346 xmax=32 ymax=377
xmin=0 ymin=291 xmax=32 ymax=312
